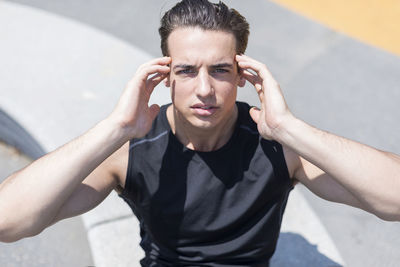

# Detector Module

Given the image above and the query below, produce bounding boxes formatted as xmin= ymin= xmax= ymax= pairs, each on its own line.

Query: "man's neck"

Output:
xmin=166 ymin=105 xmax=238 ymax=152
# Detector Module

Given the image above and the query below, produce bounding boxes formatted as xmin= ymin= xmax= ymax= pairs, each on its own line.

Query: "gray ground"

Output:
xmin=299 ymin=185 xmax=400 ymax=267
xmin=0 ymin=143 xmax=94 ymax=267
xmin=2 ymin=0 xmax=400 ymax=266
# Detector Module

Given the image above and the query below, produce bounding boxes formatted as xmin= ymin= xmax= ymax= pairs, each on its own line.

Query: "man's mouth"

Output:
xmin=191 ymin=104 xmax=215 ymax=109
xmin=191 ymin=104 xmax=218 ymax=115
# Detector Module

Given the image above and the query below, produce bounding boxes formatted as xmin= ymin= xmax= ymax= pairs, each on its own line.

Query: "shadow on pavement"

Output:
xmin=272 ymin=232 xmax=343 ymax=267
xmin=0 ymin=108 xmax=45 ymax=159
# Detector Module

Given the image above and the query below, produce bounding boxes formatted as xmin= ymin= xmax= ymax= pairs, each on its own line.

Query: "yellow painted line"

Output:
xmin=270 ymin=0 xmax=400 ymax=56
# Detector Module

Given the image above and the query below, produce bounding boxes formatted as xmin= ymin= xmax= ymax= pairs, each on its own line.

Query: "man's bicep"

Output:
xmin=294 ymin=156 xmax=366 ymax=209
xmin=50 ymin=167 xmax=117 ymax=224
xmin=51 ymin=143 xmax=129 ymax=224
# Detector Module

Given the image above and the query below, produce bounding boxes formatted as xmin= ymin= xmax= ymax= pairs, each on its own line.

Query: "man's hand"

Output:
xmin=236 ymin=54 xmax=293 ymax=141
xmin=109 ymin=57 xmax=171 ymax=140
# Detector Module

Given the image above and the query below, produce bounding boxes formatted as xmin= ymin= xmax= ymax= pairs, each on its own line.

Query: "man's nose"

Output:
xmin=196 ymin=71 xmax=214 ymax=97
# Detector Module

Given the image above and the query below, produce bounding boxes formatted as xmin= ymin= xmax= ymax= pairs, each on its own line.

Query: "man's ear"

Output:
xmin=164 ymin=76 xmax=171 ymax=87
xmin=238 ymin=72 xmax=246 ymax=88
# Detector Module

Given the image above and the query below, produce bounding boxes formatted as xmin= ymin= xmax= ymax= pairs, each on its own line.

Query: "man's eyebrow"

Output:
xmin=173 ymin=64 xmax=194 ymax=70
xmin=210 ymin=63 xmax=234 ymax=69
xmin=172 ymin=63 xmax=234 ymax=70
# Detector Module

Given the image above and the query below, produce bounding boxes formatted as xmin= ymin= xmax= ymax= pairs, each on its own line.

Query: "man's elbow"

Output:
xmin=0 ymin=219 xmax=43 ymax=243
xmin=372 ymin=204 xmax=400 ymax=222
xmin=0 ymin=228 xmax=44 ymax=243
xmin=0 ymin=224 xmax=20 ymax=243
xmin=0 ymin=233 xmax=21 ymax=243
xmin=375 ymin=213 xmax=400 ymax=222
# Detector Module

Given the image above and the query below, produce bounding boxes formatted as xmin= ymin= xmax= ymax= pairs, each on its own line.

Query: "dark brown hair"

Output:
xmin=159 ymin=0 xmax=250 ymax=56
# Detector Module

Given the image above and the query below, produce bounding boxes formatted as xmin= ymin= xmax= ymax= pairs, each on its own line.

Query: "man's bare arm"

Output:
xmin=236 ymin=54 xmax=400 ymax=221
xmin=50 ymin=142 xmax=129 ymax=224
xmin=0 ymin=57 xmax=171 ymax=242
xmin=283 ymin=121 xmax=400 ymax=221
xmin=0 ymin=119 xmax=124 ymax=242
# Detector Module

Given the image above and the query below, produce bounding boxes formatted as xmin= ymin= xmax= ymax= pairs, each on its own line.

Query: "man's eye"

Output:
xmin=213 ymin=69 xmax=229 ymax=73
xmin=177 ymin=69 xmax=194 ymax=74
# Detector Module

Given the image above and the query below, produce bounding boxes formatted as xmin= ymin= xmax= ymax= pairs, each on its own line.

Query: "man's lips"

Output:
xmin=191 ymin=103 xmax=218 ymax=109
xmin=191 ymin=104 xmax=218 ymax=115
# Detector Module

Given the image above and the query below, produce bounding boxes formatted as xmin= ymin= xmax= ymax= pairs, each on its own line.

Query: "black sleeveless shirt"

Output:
xmin=120 ymin=102 xmax=293 ymax=266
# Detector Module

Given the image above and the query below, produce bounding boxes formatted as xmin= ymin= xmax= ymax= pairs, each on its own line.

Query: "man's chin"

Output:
xmin=191 ymin=118 xmax=217 ymax=130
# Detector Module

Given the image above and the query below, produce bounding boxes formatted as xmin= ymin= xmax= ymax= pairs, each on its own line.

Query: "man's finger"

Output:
xmin=241 ymin=69 xmax=259 ymax=86
xmin=146 ymin=73 xmax=169 ymax=94
xmin=237 ymin=59 xmax=268 ymax=80
xmin=140 ymin=65 xmax=170 ymax=80
xmin=140 ymin=57 xmax=171 ymax=69
xmin=249 ymin=106 xmax=260 ymax=124
xmin=129 ymin=65 xmax=170 ymax=86
xmin=241 ymin=70 xmax=263 ymax=102
xmin=236 ymin=55 xmax=278 ymax=88
xmin=128 ymin=57 xmax=171 ymax=83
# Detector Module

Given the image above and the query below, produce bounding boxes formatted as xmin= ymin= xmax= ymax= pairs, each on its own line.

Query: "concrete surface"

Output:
xmin=1 ymin=0 xmax=400 ymax=266
xmin=299 ymin=185 xmax=400 ymax=267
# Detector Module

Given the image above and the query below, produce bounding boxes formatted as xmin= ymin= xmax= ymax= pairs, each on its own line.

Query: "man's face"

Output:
xmin=167 ymin=27 xmax=244 ymax=130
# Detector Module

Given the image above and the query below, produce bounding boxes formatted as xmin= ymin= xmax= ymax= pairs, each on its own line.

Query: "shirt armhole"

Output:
xmin=274 ymin=141 xmax=295 ymax=190
xmin=119 ymin=139 xmax=135 ymax=198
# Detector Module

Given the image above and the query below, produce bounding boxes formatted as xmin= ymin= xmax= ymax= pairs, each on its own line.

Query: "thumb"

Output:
xmin=148 ymin=104 xmax=160 ymax=121
xmin=249 ymin=107 xmax=260 ymax=124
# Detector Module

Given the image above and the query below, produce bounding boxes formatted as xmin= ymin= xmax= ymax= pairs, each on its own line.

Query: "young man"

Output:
xmin=0 ymin=0 xmax=399 ymax=265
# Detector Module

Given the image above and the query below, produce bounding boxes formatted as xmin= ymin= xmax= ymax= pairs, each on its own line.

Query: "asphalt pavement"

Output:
xmin=1 ymin=0 xmax=400 ymax=266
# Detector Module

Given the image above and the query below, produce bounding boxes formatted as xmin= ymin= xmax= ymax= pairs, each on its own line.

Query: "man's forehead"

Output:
xmin=167 ymin=27 xmax=237 ymax=65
